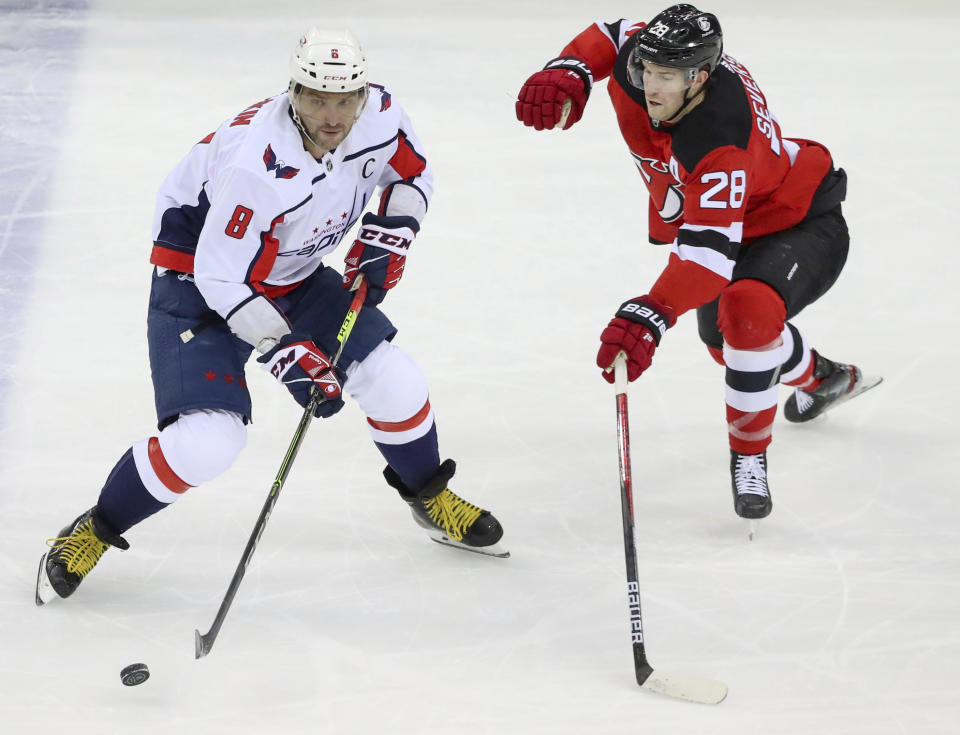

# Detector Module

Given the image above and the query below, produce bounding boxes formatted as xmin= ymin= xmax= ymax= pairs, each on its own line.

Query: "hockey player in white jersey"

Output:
xmin=36 ymin=27 xmax=506 ymax=605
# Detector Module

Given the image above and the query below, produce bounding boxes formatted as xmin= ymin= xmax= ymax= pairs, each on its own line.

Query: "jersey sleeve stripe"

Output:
xmin=225 ymin=291 xmax=261 ymax=322
xmin=596 ymin=20 xmax=621 ymax=49
xmin=150 ymin=186 xmax=212 ymax=271
xmin=150 ymin=244 xmax=195 ymax=273
xmin=680 ymin=221 xmax=744 ymax=244
xmin=243 ymin=194 xmax=312 ymax=287
xmin=246 ymin=214 xmax=284 ymax=287
xmin=673 ymin=242 xmax=735 ymax=280
xmin=387 ymin=130 xmax=427 ymax=179
xmin=601 ymin=19 xmax=644 ymax=48
xmin=674 ymin=222 xmax=742 ymax=280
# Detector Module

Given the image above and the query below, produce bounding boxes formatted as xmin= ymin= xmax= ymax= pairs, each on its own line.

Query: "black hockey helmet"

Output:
xmin=627 ymin=4 xmax=723 ymax=89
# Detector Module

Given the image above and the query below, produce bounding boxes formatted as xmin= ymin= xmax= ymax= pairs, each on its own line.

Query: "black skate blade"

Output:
xmin=427 ymin=533 xmax=510 ymax=558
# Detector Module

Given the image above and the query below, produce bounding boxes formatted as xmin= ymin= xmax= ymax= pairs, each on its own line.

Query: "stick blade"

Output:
xmin=194 ymin=629 xmax=213 ymax=659
xmin=640 ymin=670 xmax=728 ymax=704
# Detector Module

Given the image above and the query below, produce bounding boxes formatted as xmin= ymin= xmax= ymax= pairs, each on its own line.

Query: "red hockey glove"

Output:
xmin=258 ymin=334 xmax=345 ymax=418
xmin=343 ymin=213 xmax=419 ymax=306
xmin=516 ymin=57 xmax=592 ymax=131
xmin=597 ymin=296 xmax=677 ymax=384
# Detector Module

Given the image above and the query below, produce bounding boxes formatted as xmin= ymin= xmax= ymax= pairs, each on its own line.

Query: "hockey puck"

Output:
xmin=120 ymin=663 xmax=150 ymax=686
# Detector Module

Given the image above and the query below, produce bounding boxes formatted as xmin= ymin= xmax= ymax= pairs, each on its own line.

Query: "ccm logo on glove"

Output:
xmin=258 ymin=335 xmax=345 ymax=418
xmin=268 ymin=344 xmax=341 ymax=397
xmin=343 ymin=213 xmax=420 ymax=306
xmin=357 ymin=226 xmax=412 ymax=251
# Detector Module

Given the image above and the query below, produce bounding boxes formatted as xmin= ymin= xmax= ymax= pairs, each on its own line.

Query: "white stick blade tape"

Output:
xmin=641 ymin=671 xmax=729 ymax=704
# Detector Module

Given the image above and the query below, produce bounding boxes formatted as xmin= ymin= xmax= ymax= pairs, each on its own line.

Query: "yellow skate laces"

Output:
xmin=46 ymin=519 xmax=110 ymax=578
xmin=423 ymin=489 xmax=484 ymax=542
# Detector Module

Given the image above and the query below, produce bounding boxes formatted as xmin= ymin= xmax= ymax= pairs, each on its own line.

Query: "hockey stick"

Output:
xmin=194 ymin=278 xmax=368 ymax=659
xmin=555 ymin=98 xmax=572 ymax=129
xmin=613 ymin=353 xmax=728 ymax=704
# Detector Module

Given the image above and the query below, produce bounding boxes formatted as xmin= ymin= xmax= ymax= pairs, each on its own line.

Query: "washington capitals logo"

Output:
xmin=263 ymin=144 xmax=300 ymax=179
xmin=368 ymin=83 xmax=392 ymax=112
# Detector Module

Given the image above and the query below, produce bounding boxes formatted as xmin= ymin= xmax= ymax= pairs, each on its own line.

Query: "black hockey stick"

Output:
xmin=194 ymin=278 xmax=368 ymax=659
xmin=612 ymin=353 xmax=728 ymax=704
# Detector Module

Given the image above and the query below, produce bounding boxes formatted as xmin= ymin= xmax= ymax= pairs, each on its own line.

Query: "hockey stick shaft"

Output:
xmin=195 ymin=278 xmax=368 ymax=659
xmin=613 ymin=354 xmax=655 ymax=685
xmin=612 ymin=353 xmax=728 ymax=704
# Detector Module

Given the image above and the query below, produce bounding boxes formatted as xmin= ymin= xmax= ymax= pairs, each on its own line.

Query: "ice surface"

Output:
xmin=2 ymin=1 xmax=958 ymax=733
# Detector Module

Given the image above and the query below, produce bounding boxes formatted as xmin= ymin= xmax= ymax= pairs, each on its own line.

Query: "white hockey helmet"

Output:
xmin=289 ymin=26 xmax=368 ymax=93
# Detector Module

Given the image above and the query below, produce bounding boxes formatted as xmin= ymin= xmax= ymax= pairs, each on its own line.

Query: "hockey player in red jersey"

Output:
xmin=36 ymin=27 xmax=508 ymax=606
xmin=516 ymin=5 xmax=879 ymax=521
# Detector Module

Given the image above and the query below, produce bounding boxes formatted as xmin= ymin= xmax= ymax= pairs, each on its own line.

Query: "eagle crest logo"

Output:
xmin=263 ymin=144 xmax=300 ymax=179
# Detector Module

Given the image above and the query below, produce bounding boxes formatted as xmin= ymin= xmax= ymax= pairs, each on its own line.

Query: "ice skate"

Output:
xmin=784 ymin=351 xmax=882 ymax=423
xmin=384 ymin=460 xmax=509 ymax=558
xmin=35 ymin=508 xmax=129 ymax=605
xmin=730 ymin=451 xmax=772 ymax=527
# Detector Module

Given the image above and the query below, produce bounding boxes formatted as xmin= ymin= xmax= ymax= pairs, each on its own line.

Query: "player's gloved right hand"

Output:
xmin=257 ymin=334 xmax=345 ymax=418
xmin=597 ymin=296 xmax=677 ymax=384
xmin=515 ymin=57 xmax=592 ymax=130
xmin=342 ymin=212 xmax=419 ymax=306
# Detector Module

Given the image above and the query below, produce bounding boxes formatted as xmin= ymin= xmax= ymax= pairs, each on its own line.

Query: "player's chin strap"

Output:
xmin=288 ymin=83 xmax=369 ymax=151
xmin=665 ymin=75 xmax=712 ymax=124
xmin=291 ymin=107 xmax=321 ymax=151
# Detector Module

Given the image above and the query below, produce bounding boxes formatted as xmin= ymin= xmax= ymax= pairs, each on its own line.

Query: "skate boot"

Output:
xmin=730 ymin=451 xmax=772 ymax=520
xmin=35 ymin=507 xmax=129 ymax=605
xmin=384 ymin=459 xmax=509 ymax=558
xmin=784 ymin=351 xmax=882 ymax=423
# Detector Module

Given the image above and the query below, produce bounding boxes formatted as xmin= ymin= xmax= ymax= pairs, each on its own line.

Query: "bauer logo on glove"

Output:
xmin=620 ymin=302 xmax=670 ymax=339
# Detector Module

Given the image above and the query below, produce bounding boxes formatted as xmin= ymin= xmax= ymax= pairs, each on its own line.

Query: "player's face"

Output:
xmin=293 ymin=87 xmax=366 ymax=153
xmin=640 ymin=62 xmax=689 ymax=121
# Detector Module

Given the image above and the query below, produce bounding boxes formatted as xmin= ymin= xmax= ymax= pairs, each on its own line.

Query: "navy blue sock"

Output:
xmin=375 ymin=423 xmax=440 ymax=491
xmin=95 ymin=448 xmax=168 ymax=535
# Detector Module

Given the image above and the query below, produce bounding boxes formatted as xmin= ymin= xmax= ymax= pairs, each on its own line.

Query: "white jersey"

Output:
xmin=150 ymin=85 xmax=433 ymax=344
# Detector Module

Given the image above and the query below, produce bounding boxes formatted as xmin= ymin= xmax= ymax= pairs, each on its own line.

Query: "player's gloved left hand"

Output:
xmin=597 ymin=296 xmax=677 ymax=384
xmin=342 ymin=212 xmax=419 ymax=306
xmin=257 ymin=334 xmax=345 ymax=418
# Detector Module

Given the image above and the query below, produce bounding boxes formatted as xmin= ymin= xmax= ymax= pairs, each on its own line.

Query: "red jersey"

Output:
xmin=561 ymin=20 xmax=834 ymax=315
